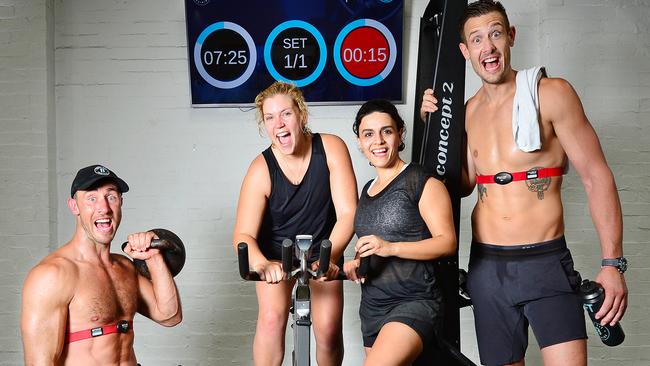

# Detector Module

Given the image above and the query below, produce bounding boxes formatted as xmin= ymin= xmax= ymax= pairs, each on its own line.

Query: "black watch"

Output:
xmin=601 ymin=257 xmax=628 ymax=274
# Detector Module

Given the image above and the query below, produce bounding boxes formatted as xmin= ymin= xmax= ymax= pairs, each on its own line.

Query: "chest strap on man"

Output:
xmin=66 ymin=320 xmax=132 ymax=343
xmin=476 ymin=167 xmax=564 ymax=185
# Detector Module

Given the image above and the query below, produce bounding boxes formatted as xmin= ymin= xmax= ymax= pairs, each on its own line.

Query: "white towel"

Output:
xmin=512 ymin=66 xmax=547 ymax=152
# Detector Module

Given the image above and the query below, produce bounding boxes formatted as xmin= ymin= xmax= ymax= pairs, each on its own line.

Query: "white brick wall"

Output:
xmin=0 ymin=1 xmax=53 ymax=365
xmin=541 ymin=2 xmax=650 ymax=364
xmin=1 ymin=0 xmax=648 ymax=365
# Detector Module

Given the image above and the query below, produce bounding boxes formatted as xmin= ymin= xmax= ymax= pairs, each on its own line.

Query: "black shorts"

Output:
xmin=467 ymin=236 xmax=587 ymax=366
xmin=359 ymin=298 xmax=442 ymax=351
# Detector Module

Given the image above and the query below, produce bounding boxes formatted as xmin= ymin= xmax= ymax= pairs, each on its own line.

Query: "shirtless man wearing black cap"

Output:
xmin=21 ymin=164 xmax=182 ymax=365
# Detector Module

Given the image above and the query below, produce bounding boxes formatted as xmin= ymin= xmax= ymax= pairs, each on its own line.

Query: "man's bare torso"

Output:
xmin=466 ymin=76 xmax=567 ymax=245
xmin=53 ymin=246 xmax=140 ymax=365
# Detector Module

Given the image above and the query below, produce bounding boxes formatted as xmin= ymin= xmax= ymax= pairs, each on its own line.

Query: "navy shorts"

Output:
xmin=467 ymin=236 xmax=587 ymax=366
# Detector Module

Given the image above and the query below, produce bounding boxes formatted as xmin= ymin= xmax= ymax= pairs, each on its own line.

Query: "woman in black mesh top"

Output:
xmin=343 ymin=99 xmax=456 ymax=365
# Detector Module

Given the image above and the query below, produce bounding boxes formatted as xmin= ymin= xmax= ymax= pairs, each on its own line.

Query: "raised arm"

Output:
xmin=356 ymin=177 xmax=456 ymax=260
xmin=124 ymin=232 xmax=182 ymax=327
xmin=419 ymin=88 xmax=439 ymax=122
xmin=545 ymin=77 xmax=627 ymax=325
xmin=322 ymin=134 xmax=358 ymax=263
xmin=21 ymin=260 xmax=72 ymax=365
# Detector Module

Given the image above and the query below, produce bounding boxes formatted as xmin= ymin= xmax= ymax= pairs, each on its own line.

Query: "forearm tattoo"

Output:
xmin=525 ymin=166 xmax=551 ymax=200
xmin=477 ymin=184 xmax=487 ymax=202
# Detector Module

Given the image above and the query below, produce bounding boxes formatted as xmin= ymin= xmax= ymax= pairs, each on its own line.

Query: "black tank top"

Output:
xmin=258 ymin=134 xmax=336 ymax=262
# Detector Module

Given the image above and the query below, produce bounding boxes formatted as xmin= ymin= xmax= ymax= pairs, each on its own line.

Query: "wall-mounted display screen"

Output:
xmin=184 ymin=0 xmax=403 ymax=107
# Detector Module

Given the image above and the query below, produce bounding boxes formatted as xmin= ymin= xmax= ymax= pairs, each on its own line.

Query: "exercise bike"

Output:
xmin=238 ymin=235 xmax=368 ymax=366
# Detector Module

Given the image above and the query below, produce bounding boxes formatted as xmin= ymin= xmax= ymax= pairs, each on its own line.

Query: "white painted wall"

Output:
xmin=2 ymin=0 xmax=648 ymax=365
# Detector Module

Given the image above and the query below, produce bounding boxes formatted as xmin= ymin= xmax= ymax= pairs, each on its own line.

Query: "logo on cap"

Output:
xmin=94 ymin=166 xmax=110 ymax=176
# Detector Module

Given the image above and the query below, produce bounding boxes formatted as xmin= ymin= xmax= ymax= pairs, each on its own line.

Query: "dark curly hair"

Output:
xmin=353 ymin=99 xmax=405 ymax=152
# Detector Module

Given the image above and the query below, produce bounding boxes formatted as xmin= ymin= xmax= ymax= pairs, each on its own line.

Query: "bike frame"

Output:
xmin=238 ymin=235 xmax=342 ymax=366
xmin=289 ymin=235 xmax=316 ymax=365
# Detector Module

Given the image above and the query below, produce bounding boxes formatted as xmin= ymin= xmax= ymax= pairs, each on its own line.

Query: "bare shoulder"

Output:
xmin=320 ymin=133 xmax=347 ymax=149
xmin=539 ymin=76 xmax=585 ymax=121
xmin=465 ymin=94 xmax=479 ymax=111
xmin=424 ymin=176 xmax=448 ymax=194
xmin=319 ymin=133 xmax=351 ymax=159
xmin=419 ymin=176 xmax=452 ymax=212
xmin=245 ymin=153 xmax=271 ymax=181
xmin=240 ymin=153 xmax=271 ymax=196
xmin=248 ymin=153 xmax=268 ymax=172
xmin=539 ymin=77 xmax=578 ymax=104
xmin=30 ymin=251 xmax=78 ymax=281
xmin=23 ymin=252 xmax=77 ymax=301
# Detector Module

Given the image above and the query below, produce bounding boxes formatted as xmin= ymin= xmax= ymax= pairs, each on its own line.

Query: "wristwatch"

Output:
xmin=602 ymin=257 xmax=628 ymax=274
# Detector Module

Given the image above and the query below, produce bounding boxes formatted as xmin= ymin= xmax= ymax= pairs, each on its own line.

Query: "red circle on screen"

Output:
xmin=340 ymin=27 xmax=389 ymax=79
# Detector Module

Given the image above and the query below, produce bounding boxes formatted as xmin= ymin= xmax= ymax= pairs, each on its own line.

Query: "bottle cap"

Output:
xmin=580 ymin=280 xmax=603 ymax=302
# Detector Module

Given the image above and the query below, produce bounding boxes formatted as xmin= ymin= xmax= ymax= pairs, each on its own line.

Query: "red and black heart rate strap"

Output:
xmin=476 ymin=167 xmax=565 ymax=185
xmin=66 ymin=320 xmax=132 ymax=343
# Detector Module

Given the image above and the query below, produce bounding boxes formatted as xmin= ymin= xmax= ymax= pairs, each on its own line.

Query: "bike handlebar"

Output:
xmin=238 ymin=242 xmax=262 ymax=281
xmin=317 ymin=240 xmax=331 ymax=277
xmin=282 ymin=239 xmax=293 ymax=279
xmin=237 ymin=241 xmax=369 ymax=281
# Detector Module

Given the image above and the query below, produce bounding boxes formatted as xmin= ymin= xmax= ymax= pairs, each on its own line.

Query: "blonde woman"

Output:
xmin=233 ymin=81 xmax=357 ymax=366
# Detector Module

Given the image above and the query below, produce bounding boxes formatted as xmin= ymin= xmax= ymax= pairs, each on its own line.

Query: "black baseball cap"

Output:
xmin=70 ymin=164 xmax=129 ymax=198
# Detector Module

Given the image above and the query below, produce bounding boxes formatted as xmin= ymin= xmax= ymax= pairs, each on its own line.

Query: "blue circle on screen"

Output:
xmin=194 ymin=21 xmax=257 ymax=89
xmin=264 ymin=20 xmax=327 ymax=87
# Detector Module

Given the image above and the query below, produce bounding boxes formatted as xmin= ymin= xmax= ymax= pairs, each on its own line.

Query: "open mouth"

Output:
xmin=276 ymin=131 xmax=291 ymax=146
xmin=482 ymin=56 xmax=500 ymax=72
xmin=95 ymin=218 xmax=112 ymax=233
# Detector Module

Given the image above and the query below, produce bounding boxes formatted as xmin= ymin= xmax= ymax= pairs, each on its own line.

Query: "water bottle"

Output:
xmin=579 ymin=280 xmax=625 ymax=346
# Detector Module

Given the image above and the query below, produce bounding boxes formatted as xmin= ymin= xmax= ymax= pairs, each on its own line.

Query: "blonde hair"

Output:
xmin=254 ymin=81 xmax=311 ymax=135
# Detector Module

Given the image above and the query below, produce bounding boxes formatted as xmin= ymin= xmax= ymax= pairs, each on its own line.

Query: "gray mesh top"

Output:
xmin=355 ymin=163 xmax=442 ymax=308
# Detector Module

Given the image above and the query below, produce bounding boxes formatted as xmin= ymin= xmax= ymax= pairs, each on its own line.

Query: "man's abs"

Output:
xmin=471 ymin=179 xmax=565 ymax=244
xmin=64 ymin=333 xmax=137 ymax=366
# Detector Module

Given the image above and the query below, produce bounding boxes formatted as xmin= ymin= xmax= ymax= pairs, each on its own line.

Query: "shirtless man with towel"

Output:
xmin=420 ymin=1 xmax=627 ymax=365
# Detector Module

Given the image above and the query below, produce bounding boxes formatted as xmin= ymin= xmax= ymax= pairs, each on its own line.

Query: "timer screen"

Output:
xmin=185 ymin=0 xmax=403 ymax=107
